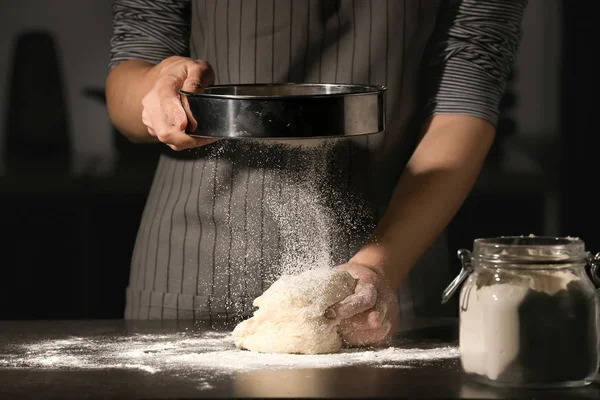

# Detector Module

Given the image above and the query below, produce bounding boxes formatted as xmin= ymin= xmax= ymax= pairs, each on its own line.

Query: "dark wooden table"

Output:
xmin=0 ymin=319 xmax=598 ymax=399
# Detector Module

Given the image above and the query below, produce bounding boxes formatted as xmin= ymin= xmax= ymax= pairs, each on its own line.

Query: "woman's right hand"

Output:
xmin=142 ymin=56 xmax=217 ymax=151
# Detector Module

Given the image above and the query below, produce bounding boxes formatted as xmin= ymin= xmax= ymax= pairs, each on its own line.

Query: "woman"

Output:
xmin=106 ymin=0 xmax=527 ymax=346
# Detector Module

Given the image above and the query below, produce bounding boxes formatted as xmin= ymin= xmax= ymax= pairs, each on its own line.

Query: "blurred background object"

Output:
xmin=4 ymin=30 xmax=71 ymax=176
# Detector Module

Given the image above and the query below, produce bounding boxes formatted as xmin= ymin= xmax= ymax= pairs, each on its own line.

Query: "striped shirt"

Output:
xmin=109 ymin=0 xmax=527 ymax=323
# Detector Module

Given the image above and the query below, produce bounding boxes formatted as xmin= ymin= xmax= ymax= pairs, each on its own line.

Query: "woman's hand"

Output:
xmin=326 ymin=263 xmax=399 ymax=347
xmin=142 ymin=56 xmax=217 ymax=151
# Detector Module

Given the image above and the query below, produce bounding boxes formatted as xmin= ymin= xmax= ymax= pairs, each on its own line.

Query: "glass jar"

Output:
xmin=442 ymin=236 xmax=600 ymax=388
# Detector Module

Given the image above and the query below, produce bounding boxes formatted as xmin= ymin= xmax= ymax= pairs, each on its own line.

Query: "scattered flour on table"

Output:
xmin=0 ymin=331 xmax=458 ymax=380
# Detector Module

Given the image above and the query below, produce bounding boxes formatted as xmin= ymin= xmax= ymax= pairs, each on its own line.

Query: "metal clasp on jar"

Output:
xmin=441 ymin=249 xmax=473 ymax=304
xmin=587 ymin=252 xmax=600 ymax=287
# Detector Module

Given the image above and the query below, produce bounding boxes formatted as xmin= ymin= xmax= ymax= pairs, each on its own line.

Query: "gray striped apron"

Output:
xmin=125 ymin=0 xmax=455 ymax=324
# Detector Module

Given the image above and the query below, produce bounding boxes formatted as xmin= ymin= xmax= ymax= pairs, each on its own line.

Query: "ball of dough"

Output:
xmin=232 ymin=268 xmax=356 ymax=354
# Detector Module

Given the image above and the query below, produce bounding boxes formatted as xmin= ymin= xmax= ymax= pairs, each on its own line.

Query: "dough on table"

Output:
xmin=232 ymin=268 xmax=356 ymax=354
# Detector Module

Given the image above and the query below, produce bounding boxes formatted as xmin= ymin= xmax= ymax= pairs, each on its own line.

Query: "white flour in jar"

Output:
xmin=459 ymin=283 xmax=529 ymax=380
xmin=459 ymin=270 xmax=583 ymax=381
xmin=0 ymin=331 xmax=458 ymax=387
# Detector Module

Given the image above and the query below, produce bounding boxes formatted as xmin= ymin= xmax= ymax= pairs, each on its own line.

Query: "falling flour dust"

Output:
xmin=261 ymin=140 xmax=336 ymax=276
xmin=0 ymin=331 xmax=458 ymax=389
xmin=262 ymin=139 xmax=370 ymax=276
xmin=200 ymin=137 xmax=374 ymax=317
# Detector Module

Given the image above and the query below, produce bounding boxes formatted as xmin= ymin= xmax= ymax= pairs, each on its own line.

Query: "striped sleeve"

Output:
xmin=109 ymin=0 xmax=192 ymax=70
xmin=423 ymin=0 xmax=528 ymax=126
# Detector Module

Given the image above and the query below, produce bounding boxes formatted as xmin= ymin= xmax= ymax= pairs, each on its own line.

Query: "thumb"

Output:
xmin=171 ymin=107 xmax=188 ymax=131
xmin=182 ymin=59 xmax=215 ymax=92
xmin=326 ymin=281 xmax=377 ymax=319
xmin=181 ymin=77 xmax=205 ymax=93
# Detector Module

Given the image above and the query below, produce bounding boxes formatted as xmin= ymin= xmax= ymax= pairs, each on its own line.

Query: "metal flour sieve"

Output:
xmin=180 ymin=83 xmax=386 ymax=139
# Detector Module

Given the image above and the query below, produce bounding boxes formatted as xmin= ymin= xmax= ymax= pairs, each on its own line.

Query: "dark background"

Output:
xmin=0 ymin=0 xmax=595 ymax=320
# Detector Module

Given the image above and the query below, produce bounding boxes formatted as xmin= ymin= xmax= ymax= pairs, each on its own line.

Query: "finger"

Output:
xmin=327 ymin=281 xmax=377 ymax=319
xmin=193 ymin=137 xmax=219 ymax=147
xmin=340 ymin=292 xmax=396 ymax=332
xmin=340 ymin=310 xmax=385 ymax=331
xmin=342 ymin=321 xmax=393 ymax=348
xmin=154 ymin=60 xmax=215 ymax=132
xmin=181 ymin=60 xmax=215 ymax=134
xmin=157 ymin=84 xmax=189 ymax=131
xmin=167 ymin=135 xmax=219 ymax=151
xmin=182 ymin=60 xmax=215 ymax=92
xmin=148 ymin=107 xmax=199 ymax=150
xmin=180 ymin=93 xmax=198 ymax=132
xmin=142 ymin=90 xmax=194 ymax=149
xmin=167 ymin=133 xmax=208 ymax=151
xmin=146 ymin=101 xmax=177 ymax=140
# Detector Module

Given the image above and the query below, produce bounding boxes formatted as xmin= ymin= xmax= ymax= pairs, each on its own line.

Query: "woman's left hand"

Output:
xmin=325 ymin=263 xmax=399 ymax=347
